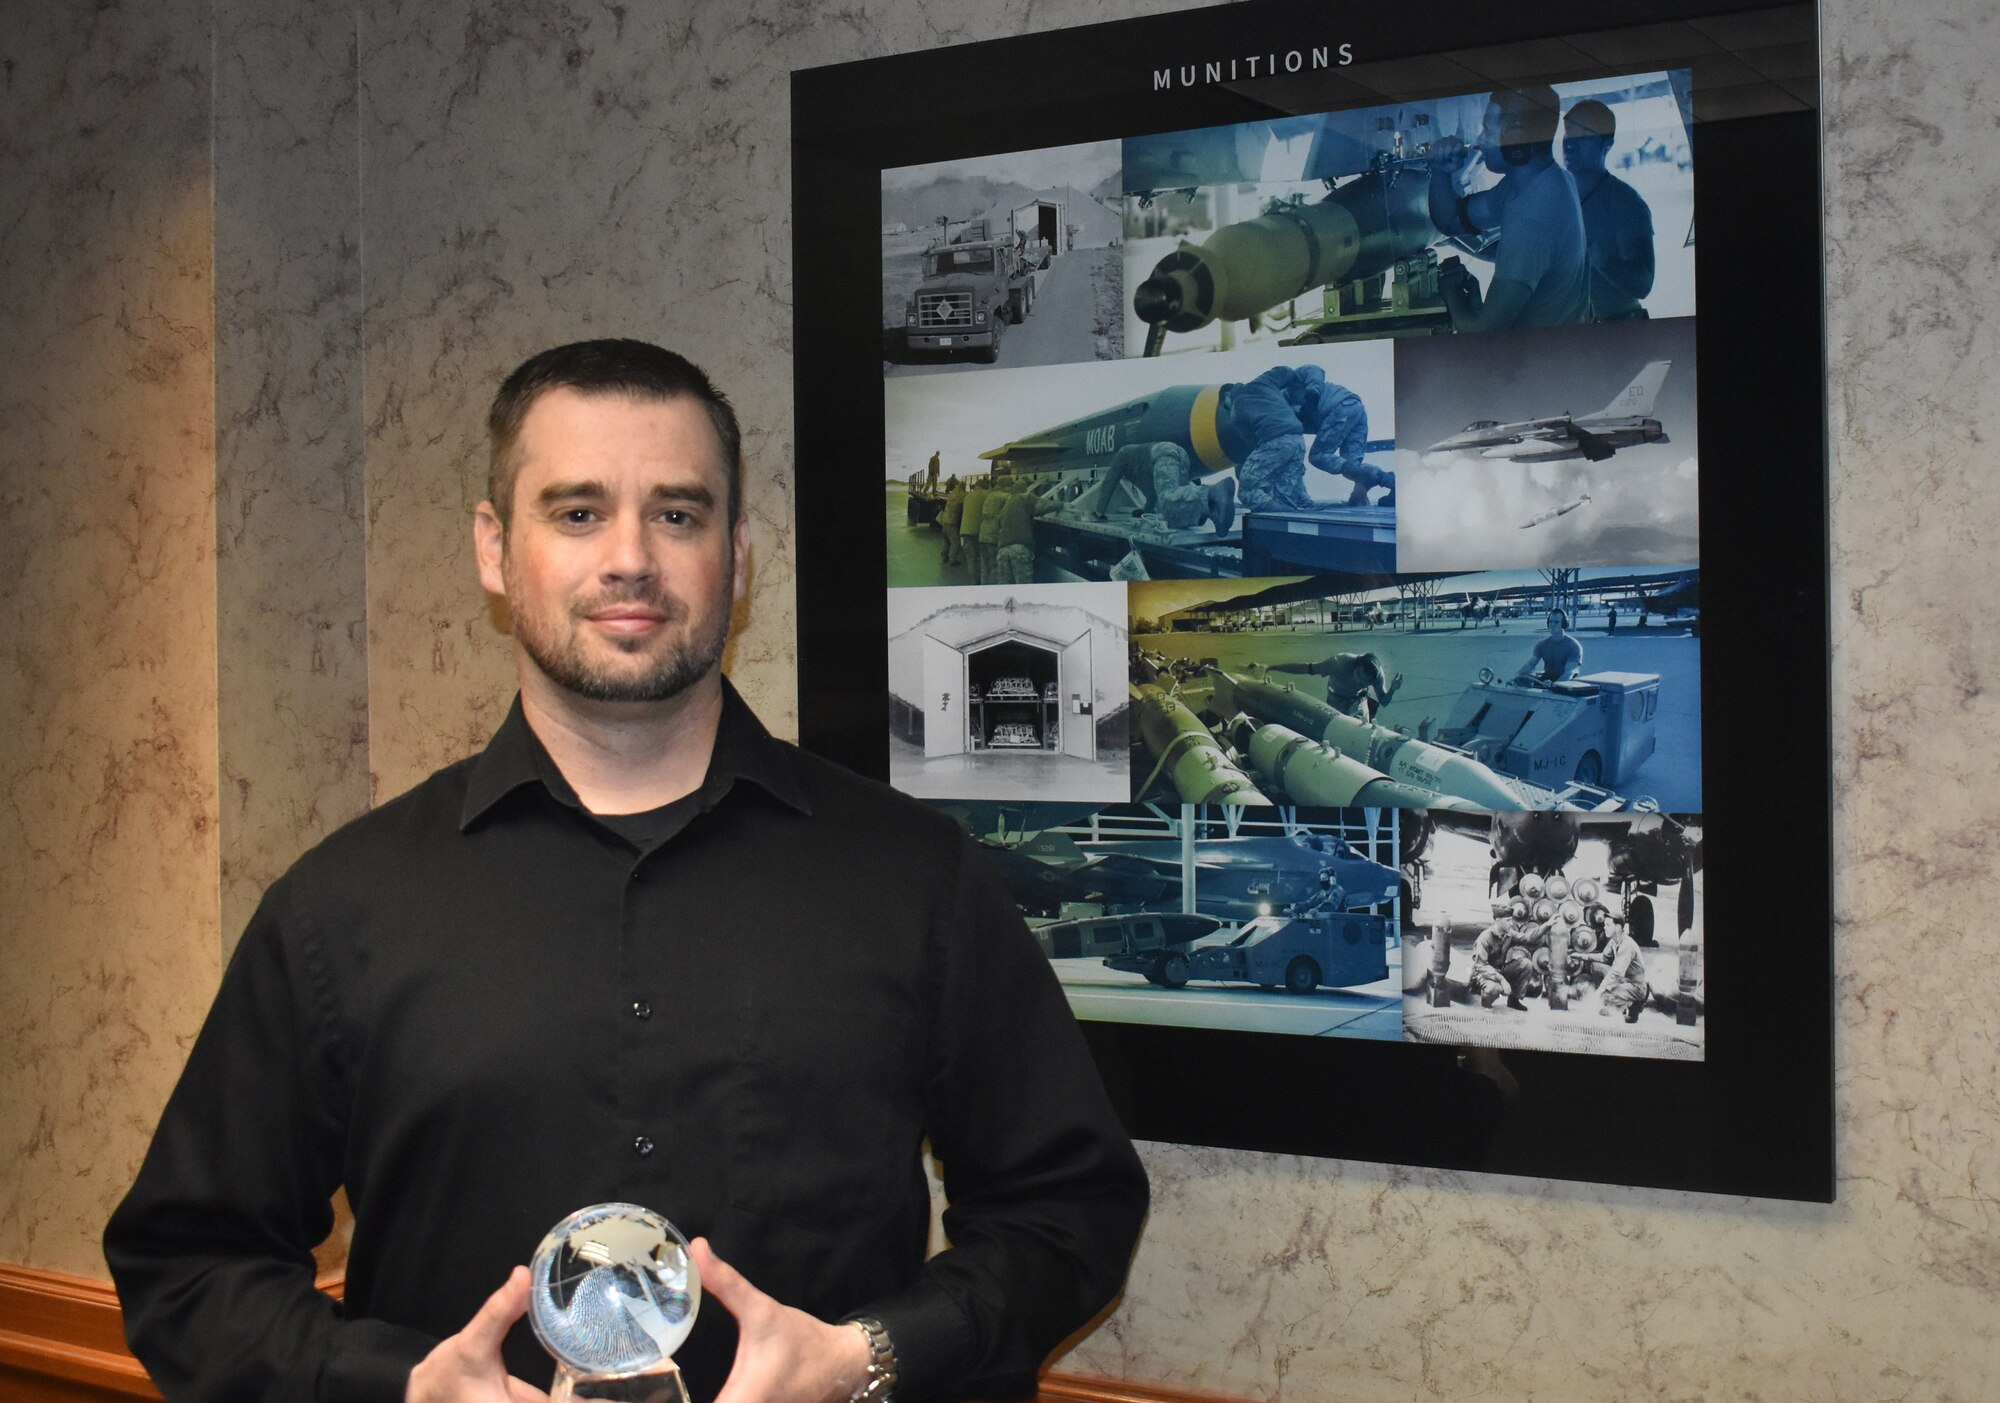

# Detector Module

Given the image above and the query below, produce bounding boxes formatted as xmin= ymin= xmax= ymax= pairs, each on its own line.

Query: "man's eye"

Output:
xmin=659 ymin=509 xmax=694 ymax=526
xmin=560 ymin=508 xmax=598 ymax=525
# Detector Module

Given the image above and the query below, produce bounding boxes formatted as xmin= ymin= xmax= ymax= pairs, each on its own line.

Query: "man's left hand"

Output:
xmin=692 ymin=1238 xmax=873 ymax=1403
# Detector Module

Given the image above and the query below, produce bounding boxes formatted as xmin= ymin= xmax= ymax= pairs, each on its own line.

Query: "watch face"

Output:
xmin=528 ymin=1203 xmax=701 ymax=1374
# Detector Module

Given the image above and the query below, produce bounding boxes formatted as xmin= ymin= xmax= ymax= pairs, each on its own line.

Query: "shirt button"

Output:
xmin=630 ymin=868 xmax=645 ymax=884
xmin=632 ymin=999 xmax=652 ymax=1020
xmin=633 ymin=1135 xmax=655 ymax=1157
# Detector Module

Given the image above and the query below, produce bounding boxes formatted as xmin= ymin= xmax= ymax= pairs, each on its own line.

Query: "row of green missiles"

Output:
xmin=1223 ymin=716 xmax=1481 ymax=811
xmin=1130 ymin=653 xmax=1572 ymax=811
xmin=1207 ymin=666 xmax=1565 ymax=811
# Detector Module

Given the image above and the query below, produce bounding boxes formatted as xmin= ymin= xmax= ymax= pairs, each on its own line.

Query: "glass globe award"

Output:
xmin=528 ymin=1203 xmax=701 ymax=1403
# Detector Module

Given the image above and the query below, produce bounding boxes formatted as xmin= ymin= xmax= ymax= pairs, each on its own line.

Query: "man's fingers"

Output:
xmin=688 ymin=1239 xmax=752 ymax=1311
xmin=461 ymin=1265 xmax=531 ymax=1352
xmin=690 ymin=1238 xmax=769 ymax=1321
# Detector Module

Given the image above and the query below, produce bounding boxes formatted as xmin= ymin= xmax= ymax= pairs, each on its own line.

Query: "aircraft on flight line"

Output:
xmin=1427 ymin=361 xmax=1672 ymax=465
xmin=1002 ymin=829 xmax=1401 ymax=923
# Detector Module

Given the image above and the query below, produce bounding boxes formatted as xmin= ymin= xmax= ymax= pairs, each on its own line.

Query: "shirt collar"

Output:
xmin=459 ymin=677 xmax=812 ymax=831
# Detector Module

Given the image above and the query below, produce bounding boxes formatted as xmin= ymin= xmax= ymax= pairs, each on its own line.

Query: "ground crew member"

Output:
xmin=1518 ymin=609 xmax=1583 ymax=682
xmin=1153 ymin=444 xmax=1235 ymax=534
xmin=1266 ymin=650 xmax=1403 ymax=720
xmin=977 ymin=481 xmax=1010 ymax=585
xmin=1469 ymin=902 xmax=1542 ymax=1009
xmin=1290 ymin=366 xmax=1394 ymax=506
xmin=1562 ymin=99 xmax=1656 ymax=322
xmin=1090 ymin=443 xmax=1156 ymax=518
xmin=939 ymin=477 xmax=967 ymax=568
xmin=1294 ymin=868 xmax=1347 ymax=918
xmin=1229 ymin=365 xmax=1316 ymax=513
xmin=1427 ymin=85 xmax=1592 ymax=332
xmin=958 ymin=479 xmax=991 ymax=584
xmin=994 ymin=480 xmax=1062 ymax=584
xmin=1589 ymin=916 xmax=1652 ymax=1022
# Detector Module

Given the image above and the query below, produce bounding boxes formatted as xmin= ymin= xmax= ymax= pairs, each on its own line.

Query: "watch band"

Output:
xmin=846 ymin=1316 xmax=898 ymax=1403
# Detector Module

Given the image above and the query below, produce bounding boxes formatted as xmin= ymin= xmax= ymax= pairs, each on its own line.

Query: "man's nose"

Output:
xmin=601 ymin=513 xmax=659 ymax=581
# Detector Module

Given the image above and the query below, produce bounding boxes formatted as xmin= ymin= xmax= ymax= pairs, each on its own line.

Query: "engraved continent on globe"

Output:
xmin=529 ymin=1204 xmax=701 ymax=1376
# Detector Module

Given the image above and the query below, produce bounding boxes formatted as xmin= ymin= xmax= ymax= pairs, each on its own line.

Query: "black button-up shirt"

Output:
xmin=106 ymin=683 xmax=1148 ymax=1402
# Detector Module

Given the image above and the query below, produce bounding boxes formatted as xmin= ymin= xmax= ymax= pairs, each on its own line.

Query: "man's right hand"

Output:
xmin=406 ymin=1267 xmax=551 ymax=1403
xmin=1428 ymin=134 xmax=1468 ymax=171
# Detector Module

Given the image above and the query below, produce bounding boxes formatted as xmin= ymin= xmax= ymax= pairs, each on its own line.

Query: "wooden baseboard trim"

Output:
xmin=0 ymin=1264 xmax=1231 ymax=1403
xmin=1039 ymin=1371 xmax=1246 ymax=1403
xmin=0 ymin=1264 xmax=160 ymax=1400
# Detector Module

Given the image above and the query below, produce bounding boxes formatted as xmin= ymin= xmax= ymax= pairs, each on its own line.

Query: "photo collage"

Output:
xmin=881 ymin=71 xmax=1705 ymax=1061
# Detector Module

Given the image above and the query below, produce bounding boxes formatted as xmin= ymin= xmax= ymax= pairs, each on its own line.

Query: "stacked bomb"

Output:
xmin=1209 ymin=665 xmax=1567 ymax=811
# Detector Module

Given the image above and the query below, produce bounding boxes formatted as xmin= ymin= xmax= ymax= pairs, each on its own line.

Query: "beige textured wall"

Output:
xmin=0 ymin=0 xmax=221 ymax=1270
xmin=2 ymin=0 xmax=1996 ymax=1396
xmin=214 ymin=0 xmax=372 ymax=949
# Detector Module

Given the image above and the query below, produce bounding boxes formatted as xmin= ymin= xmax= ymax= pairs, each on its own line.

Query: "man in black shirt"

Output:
xmin=105 ymin=340 xmax=1148 ymax=1403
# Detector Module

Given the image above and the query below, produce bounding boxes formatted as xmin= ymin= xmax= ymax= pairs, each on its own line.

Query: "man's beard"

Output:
xmin=507 ymin=575 xmax=730 ymax=705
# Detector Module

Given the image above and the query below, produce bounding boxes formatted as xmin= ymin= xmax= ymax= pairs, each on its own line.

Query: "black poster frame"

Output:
xmin=790 ymin=0 xmax=1831 ymax=1201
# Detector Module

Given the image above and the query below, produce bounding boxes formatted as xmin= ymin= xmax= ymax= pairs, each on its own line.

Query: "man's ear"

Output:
xmin=475 ymin=501 xmax=507 ymax=597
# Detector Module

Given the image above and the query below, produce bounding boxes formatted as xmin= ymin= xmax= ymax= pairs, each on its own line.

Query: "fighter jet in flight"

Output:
xmin=1520 ymin=490 xmax=1592 ymax=529
xmin=1428 ymin=361 xmax=1672 ymax=465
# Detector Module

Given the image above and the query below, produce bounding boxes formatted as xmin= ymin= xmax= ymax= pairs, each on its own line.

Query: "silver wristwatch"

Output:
xmin=846 ymin=1316 xmax=898 ymax=1403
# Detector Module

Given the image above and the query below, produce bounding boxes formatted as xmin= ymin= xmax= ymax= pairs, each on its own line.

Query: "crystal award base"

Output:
xmin=550 ymin=1359 xmax=690 ymax=1403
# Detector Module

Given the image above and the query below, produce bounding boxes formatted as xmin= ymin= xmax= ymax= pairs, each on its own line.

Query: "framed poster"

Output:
xmin=792 ymin=0 xmax=1830 ymax=1199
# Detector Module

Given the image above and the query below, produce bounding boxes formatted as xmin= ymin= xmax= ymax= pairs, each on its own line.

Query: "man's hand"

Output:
xmin=1427 ymin=134 xmax=1469 ymax=172
xmin=693 ymin=1238 xmax=872 ymax=1403
xmin=406 ymin=1267 xmax=550 ymax=1403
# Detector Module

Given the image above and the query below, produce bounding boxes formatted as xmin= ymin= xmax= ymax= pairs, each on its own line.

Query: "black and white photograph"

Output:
xmin=1400 ymin=809 xmax=1704 ymax=1060
xmin=1120 ymin=71 xmax=1694 ymax=357
xmin=939 ymin=801 xmax=1404 ymax=1040
xmin=881 ymin=140 xmax=1125 ymax=375
xmin=1394 ymin=317 xmax=1699 ymax=571
xmin=1129 ymin=569 xmax=1702 ymax=812
xmin=885 ymin=341 xmax=1395 ymax=588
xmin=886 ymin=582 xmax=1130 ymax=802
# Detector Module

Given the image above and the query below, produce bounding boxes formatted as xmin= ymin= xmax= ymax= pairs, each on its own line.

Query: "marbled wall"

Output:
xmin=0 ymin=0 xmax=221 ymax=1271
xmin=214 ymin=0 xmax=372 ymax=949
xmin=2 ymin=0 xmax=1995 ymax=1395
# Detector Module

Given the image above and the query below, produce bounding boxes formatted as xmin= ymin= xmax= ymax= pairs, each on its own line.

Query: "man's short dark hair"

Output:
xmin=487 ymin=338 xmax=743 ymax=527
xmin=1492 ymin=85 xmax=1562 ymax=161
xmin=1564 ymin=98 xmax=1616 ymax=141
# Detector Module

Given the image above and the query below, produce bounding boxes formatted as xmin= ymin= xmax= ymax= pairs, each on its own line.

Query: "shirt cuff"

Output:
xmin=850 ymin=1286 xmax=980 ymax=1403
xmin=319 ymin=1318 xmax=439 ymax=1403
